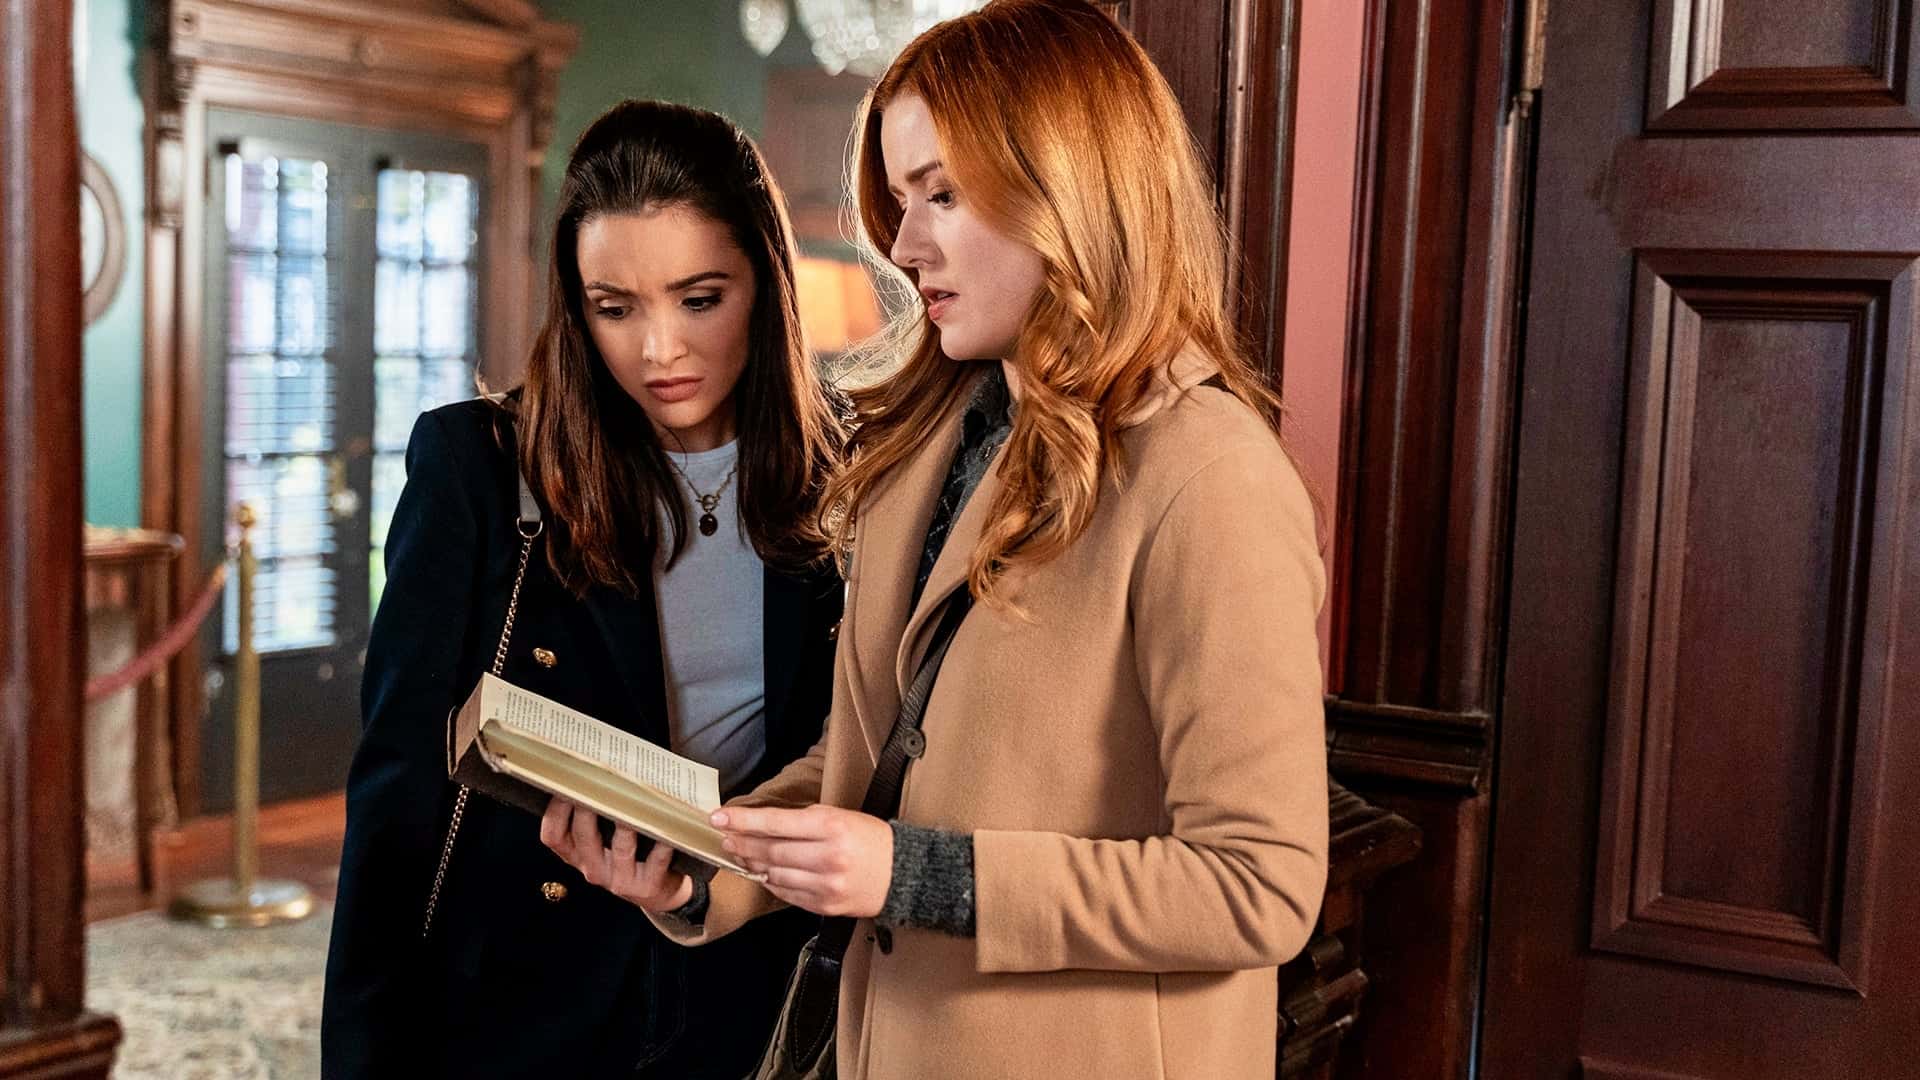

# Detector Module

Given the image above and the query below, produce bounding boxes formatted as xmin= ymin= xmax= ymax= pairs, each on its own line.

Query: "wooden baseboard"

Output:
xmin=0 ymin=1013 xmax=121 ymax=1080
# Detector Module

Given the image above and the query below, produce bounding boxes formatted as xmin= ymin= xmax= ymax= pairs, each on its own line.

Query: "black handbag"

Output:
xmin=753 ymin=590 xmax=975 ymax=1080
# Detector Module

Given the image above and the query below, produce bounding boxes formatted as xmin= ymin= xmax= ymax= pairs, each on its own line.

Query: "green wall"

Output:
xmin=540 ymin=0 xmax=810 ymax=219
xmin=79 ymin=0 xmax=147 ymax=527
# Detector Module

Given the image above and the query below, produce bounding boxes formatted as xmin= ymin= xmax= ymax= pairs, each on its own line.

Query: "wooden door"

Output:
xmin=1484 ymin=2 xmax=1920 ymax=1075
xmin=198 ymin=110 xmax=487 ymax=807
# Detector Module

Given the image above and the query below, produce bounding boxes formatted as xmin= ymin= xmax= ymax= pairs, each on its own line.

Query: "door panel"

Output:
xmin=1592 ymin=256 xmax=1896 ymax=994
xmin=200 ymin=110 xmax=485 ymax=807
xmin=1484 ymin=1 xmax=1920 ymax=1076
xmin=369 ymin=165 xmax=482 ymax=608
xmin=1647 ymin=0 xmax=1919 ymax=129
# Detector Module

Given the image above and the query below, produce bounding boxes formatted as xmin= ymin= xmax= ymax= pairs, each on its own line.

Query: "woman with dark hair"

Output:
xmin=542 ymin=4 xmax=1328 ymax=1078
xmin=320 ymin=99 xmax=845 ymax=1079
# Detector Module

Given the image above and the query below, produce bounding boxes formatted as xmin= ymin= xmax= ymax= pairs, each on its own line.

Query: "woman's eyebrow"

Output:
xmin=666 ymin=270 xmax=732 ymax=290
xmin=888 ymin=159 xmax=946 ymax=197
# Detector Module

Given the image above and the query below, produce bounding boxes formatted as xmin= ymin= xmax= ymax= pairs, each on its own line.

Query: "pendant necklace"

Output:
xmin=667 ymin=456 xmax=737 ymax=537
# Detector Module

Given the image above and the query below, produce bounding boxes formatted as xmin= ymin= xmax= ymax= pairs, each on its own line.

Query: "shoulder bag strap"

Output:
xmin=811 ymin=588 xmax=974 ymax=962
xmin=421 ymin=468 xmax=543 ymax=938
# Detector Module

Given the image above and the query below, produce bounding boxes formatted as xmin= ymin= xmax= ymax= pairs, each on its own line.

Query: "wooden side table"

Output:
xmin=83 ymin=526 xmax=184 ymax=893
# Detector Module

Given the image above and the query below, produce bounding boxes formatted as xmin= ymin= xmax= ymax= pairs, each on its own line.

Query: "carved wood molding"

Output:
xmin=1331 ymin=0 xmax=1533 ymax=782
xmin=1220 ymin=0 xmax=1301 ymax=375
xmin=158 ymin=0 xmax=577 ymax=132
xmin=1646 ymin=0 xmax=1920 ymax=129
xmin=1327 ymin=698 xmax=1491 ymax=792
xmin=1119 ymin=0 xmax=1300 ymax=378
xmin=1328 ymin=779 xmax=1425 ymax=882
xmin=1277 ymin=783 xmax=1421 ymax=1077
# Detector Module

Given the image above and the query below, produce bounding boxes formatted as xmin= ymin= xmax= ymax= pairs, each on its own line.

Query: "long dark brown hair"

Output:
xmin=509 ymin=99 xmax=844 ymax=594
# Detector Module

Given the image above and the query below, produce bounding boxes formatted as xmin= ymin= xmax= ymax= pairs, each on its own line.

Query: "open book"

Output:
xmin=448 ymin=672 xmax=762 ymax=881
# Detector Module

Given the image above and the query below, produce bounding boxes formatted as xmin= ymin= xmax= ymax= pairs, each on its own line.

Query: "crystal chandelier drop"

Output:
xmin=740 ymin=0 xmax=791 ymax=57
xmin=791 ymin=0 xmax=988 ymax=77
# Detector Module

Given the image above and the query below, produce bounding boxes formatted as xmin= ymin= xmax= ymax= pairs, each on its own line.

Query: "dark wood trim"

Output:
xmin=1333 ymin=0 xmax=1529 ymax=722
xmin=0 ymin=1017 xmax=121 ymax=1079
xmin=1327 ymin=0 xmax=1537 ymax=1077
xmin=1280 ymin=783 xmax=1423 ymax=1079
xmin=1326 ymin=698 xmax=1490 ymax=792
xmin=140 ymin=38 xmax=193 ymax=810
xmin=1126 ymin=0 xmax=1233 ymax=185
xmin=1123 ymin=0 xmax=1299 ymax=381
xmin=1644 ymin=0 xmax=1920 ymax=130
xmin=140 ymin=0 xmax=577 ymax=816
xmin=0 ymin=0 xmax=123 ymax=1070
xmin=1221 ymin=0 xmax=1302 ymax=378
xmin=1328 ymin=781 xmax=1425 ymax=882
xmin=1578 ymin=1061 xmax=1707 ymax=1080
xmin=1329 ymin=0 xmax=1390 ymax=699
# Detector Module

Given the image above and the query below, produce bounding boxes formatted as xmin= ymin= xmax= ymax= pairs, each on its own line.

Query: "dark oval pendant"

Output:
xmin=699 ymin=512 xmax=719 ymax=537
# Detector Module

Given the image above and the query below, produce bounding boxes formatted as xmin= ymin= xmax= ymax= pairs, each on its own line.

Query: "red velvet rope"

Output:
xmin=84 ymin=562 xmax=232 ymax=704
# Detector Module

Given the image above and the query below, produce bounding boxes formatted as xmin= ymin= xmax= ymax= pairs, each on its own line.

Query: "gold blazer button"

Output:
xmin=541 ymin=881 xmax=568 ymax=902
xmin=533 ymin=647 xmax=557 ymax=668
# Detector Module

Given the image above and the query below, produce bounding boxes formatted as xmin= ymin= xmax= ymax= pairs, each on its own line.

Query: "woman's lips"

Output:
xmin=646 ymin=376 xmax=704 ymax=404
xmin=927 ymin=293 xmax=957 ymax=321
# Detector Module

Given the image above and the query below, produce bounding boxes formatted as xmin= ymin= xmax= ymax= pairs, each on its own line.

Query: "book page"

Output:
xmin=481 ymin=674 xmax=721 ymax=811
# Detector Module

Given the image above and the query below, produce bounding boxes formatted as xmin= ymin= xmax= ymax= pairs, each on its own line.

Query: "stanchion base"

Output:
xmin=166 ymin=878 xmax=314 ymax=928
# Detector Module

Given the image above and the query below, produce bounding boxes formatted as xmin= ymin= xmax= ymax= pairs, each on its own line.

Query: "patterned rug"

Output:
xmin=86 ymin=904 xmax=330 ymax=1079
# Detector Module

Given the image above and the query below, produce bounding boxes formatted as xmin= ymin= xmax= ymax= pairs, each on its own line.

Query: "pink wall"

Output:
xmin=1281 ymin=0 xmax=1367 ymax=655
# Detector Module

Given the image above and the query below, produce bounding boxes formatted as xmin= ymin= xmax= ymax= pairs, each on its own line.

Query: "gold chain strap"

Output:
xmin=422 ymin=519 xmax=541 ymax=939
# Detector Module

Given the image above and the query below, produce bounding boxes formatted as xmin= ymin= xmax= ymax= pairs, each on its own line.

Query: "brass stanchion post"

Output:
xmin=168 ymin=502 xmax=314 ymax=928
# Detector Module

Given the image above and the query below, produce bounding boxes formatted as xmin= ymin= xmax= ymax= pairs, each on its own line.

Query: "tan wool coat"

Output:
xmin=654 ymin=355 xmax=1329 ymax=1080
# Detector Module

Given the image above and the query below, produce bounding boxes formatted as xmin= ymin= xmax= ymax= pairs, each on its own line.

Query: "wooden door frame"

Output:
xmin=140 ymin=0 xmax=576 ymax=815
xmin=0 ymin=0 xmax=122 ymax=1072
xmin=1321 ymin=0 xmax=1545 ymax=1076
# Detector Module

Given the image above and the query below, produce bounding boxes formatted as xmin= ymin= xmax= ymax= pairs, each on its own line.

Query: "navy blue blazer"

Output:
xmin=321 ymin=398 xmax=838 ymax=1079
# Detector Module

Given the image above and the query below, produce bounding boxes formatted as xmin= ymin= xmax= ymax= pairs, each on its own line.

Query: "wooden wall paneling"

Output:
xmin=1580 ymin=1062 xmax=1709 ymax=1080
xmin=1647 ymin=0 xmax=1920 ymax=130
xmin=142 ymin=0 xmax=576 ymax=815
xmin=1485 ymin=0 xmax=1920 ymax=1072
xmin=1334 ymin=0 xmax=1524 ymax=727
xmin=1326 ymin=0 xmax=1537 ymax=1077
xmin=0 ymin=0 xmax=123 ymax=1072
xmin=1592 ymin=254 xmax=1897 ymax=994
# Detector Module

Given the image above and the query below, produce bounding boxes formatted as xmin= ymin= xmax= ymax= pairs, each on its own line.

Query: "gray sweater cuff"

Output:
xmin=877 ymin=822 xmax=976 ymax=937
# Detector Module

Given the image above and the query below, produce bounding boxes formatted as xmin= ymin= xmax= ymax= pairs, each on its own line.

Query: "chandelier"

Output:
xmin=740 ymin=0 xmax=989 ymax=76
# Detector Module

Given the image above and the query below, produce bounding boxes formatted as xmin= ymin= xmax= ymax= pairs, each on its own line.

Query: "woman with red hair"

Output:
xmin=546 ymin=5 xmax=1329 ymax=1076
